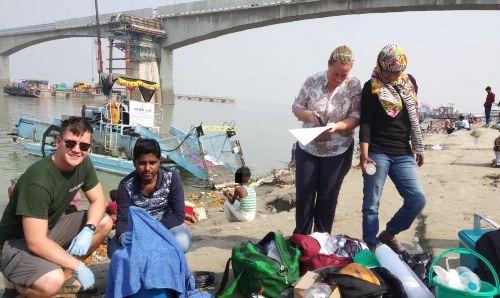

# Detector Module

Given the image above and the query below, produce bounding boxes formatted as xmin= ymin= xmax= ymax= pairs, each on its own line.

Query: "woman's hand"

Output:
xmin=315 ymin=123 xmax=337 ymax=141
xmin=415 ymin=153 xmax=424 ymax=167
xmin=307 ymin=110 xmax=321 ymax=124
xmin=359 ymin=155 xmax=376 ymax=175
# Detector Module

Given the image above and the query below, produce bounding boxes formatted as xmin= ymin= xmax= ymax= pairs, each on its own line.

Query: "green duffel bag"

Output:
xmin=217 ymin=231 xmax=301 ymax=298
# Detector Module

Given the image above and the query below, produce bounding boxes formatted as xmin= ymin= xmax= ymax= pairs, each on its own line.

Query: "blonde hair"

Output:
xmin=328 ymin=45 xmax=354 ymax=65
xmin=494 ymin=136 xmax=500 ymax=152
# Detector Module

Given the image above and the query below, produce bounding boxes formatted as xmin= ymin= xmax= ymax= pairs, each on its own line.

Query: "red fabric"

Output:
xmin=185 ymin=206 xmax=194 ymax=217
xmin=290 ymin=234 xmax=352 ymax=275
xmin=107 ymin=201 xmax=117 ymax=214
xmin=485 ymin=92 xmax=495 ymax=107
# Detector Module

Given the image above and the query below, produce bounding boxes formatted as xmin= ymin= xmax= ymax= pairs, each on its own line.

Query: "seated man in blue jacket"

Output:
xmin=108 ymin=138 xmax=191 ymax=257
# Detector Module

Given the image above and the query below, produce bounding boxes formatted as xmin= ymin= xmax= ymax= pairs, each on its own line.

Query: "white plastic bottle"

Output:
xmin=456 ymin=266 xmax=481 ymax=292
xmin=408 ymin=236 xmax=424 ymax=254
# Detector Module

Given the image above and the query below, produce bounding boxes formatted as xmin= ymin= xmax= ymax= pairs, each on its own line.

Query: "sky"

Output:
xmin=1 ymin=1 xmax=500 ymax=114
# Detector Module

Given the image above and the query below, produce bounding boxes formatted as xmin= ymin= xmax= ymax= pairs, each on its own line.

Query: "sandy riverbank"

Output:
xmin=2 ymin=126 xmax=499 ymax=297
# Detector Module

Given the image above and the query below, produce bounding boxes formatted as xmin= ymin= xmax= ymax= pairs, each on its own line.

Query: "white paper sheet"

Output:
xmin=288 ymin=124 xmax=336 ymax=146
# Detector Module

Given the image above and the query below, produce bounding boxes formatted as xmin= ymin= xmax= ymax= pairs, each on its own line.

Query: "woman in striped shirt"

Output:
xmin=223 ymin=166 xmax=256 ymax=222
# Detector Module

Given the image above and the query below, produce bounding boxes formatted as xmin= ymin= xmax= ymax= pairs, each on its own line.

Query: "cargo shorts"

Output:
xmin=0 ymin=211 xmax=87 ymax=288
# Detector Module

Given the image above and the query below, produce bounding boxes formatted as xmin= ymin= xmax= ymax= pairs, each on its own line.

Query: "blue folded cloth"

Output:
xmin=106 ymin=206 xmax=191 ymax=298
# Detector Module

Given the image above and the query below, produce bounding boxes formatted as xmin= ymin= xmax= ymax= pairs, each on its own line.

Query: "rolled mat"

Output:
xmin=375 ymin=244 xmax=433 ymax=298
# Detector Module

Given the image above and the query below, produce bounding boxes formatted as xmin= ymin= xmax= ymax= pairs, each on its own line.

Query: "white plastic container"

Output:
xmin=365 ymin=163 xmax=376 ymax=175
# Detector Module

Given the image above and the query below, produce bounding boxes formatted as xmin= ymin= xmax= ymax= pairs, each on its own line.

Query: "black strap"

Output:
xmin=216 ymin=258 xmax=232 ymax=296
xmin=216 ymin=258 xmax=243 ymax=298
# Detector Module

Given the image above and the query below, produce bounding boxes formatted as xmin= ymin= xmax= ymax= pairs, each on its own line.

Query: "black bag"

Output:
xmin=401 ymin=251 xmax=433 ymax=286
xmin=475 ymin=229 xmax=500 ymax=285
xmin=318 ymin=265 xmax=389 ymax=298
xmin=371 ymin=267 xmax=407 ymax=298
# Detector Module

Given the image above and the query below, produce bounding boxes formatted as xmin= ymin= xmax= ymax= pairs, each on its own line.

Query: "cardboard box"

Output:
xmin=294 ymin=271 xmax=341 ymax=298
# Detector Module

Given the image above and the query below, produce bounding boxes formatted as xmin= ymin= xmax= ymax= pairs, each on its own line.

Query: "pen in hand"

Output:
xmin=316 ymin=115 xmax=326 ymax=127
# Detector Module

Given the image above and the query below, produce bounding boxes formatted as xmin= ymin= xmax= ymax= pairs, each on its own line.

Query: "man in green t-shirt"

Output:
xmin=0 ymin=117 xmax=112 ymax=297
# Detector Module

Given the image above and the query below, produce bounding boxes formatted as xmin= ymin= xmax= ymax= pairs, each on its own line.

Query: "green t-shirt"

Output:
xmin=0 ymin=156 xmax=99 ymax=246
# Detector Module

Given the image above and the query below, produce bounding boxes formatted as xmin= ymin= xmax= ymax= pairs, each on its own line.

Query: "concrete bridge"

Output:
xmin=1 ymin=0 xmax=499 ymax=107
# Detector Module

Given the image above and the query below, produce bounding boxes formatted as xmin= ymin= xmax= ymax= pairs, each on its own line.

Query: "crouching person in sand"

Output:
xmin=0 ymin=116 xmax=112 ymax=297
xmin=223 ymin=166 xmax=256 ymax=222
xmin=108 ymin=138 xmax=191 ymax=257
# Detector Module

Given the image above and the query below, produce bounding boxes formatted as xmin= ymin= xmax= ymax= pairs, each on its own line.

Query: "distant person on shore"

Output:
xmin=359 ymin=44 xmax=426 ymax=254
xmin=0 ymin=116 xmax=112 ymax=297
xmin=106 ymin=189 xmax=118 ymax=228
xmin=222 ymin=166 xmax=256 ymax=222
xmin=7 ymin=177 xmax=18 ymax=200
xmin=444 ymin=118 xmax=455 ymax=134
xmin=484 ymin=86 xmax=495 ymax=126
xmin=107 ymin=138 xmax=191 ymax=258
xmin=493 ymin=136 xmax=500 ymax=167
xmin=292 ymin=45 xmax=361 ymax=235
xmin=458 ymin=115 xmax=471 ymax=130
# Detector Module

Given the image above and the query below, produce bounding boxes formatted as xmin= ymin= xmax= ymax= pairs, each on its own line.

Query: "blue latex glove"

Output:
xmin=74 ymin=262 xmax=95 ymax=290
xmin=119 ymin=231 xmax=132 ymax=247
xmin=68 ymin=226 xmax=95 ymax=257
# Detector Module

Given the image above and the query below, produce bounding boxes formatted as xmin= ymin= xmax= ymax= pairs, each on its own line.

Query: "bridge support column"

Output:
xmin=159 ymin=48 xmax=174 ymax=106
xmin=0 ymin=55 xmax=9 ymax=86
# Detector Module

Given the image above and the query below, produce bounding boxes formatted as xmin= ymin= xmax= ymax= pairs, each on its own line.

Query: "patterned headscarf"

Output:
xmin=371 ymin=44 xmax=416 ymax=118
xmin=371 ymin=44 xmax=424 ymax=154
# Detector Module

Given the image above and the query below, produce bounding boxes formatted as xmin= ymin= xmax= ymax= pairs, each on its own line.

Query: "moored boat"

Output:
xmin=10 ymin=75 xmax=245 ymax=189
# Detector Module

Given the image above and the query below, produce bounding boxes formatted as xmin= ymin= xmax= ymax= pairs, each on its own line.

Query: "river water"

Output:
xmin=0 ymin=92 xmax=297 ymax=211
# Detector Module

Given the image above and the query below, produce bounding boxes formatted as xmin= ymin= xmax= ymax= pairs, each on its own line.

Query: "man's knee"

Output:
xmin=413 ymin=193 xmax=426 ymax=212
xmin=29 ymin=269 xmax=65 ymax=297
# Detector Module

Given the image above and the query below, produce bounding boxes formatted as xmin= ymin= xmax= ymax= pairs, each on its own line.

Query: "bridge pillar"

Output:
xmin=0 ymin=55 xmax=9 ymax=86
xmin=159 ymin=48 xmax=174 ymax=106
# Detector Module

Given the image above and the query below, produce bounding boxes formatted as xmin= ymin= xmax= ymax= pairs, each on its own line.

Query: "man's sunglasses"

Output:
xmin=63 ymin=139 xmax=92 ymax=152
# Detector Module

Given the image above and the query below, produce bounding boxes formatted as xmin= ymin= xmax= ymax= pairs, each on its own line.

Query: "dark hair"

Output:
xmin=106 ymin=207 xmax=116 ymax=216
xmin=109 ymin=189 xmax=117 ymax=201
xmin=486 ymin=86 xmax=492 ymax=91
xmin=61 ymin=116 xmax=93 ymax=138
xmin=459 ymin=115 xmax=465 ymax=120
xmin=133 ymin=138 xmax=161 ymax=161
xmin=235 ymin=166 xmax=251 ymax=184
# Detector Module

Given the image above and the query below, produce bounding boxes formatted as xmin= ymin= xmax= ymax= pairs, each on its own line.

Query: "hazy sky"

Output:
xmin=2 ymin=1 xmax=500 ymax=113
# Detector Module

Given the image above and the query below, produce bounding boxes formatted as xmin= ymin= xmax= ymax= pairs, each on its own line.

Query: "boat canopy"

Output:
xmin=99 ymin=74 xmax=158 ymax=102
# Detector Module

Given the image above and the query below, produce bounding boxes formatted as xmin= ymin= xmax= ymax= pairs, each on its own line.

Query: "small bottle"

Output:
xmin=408 ymin=236 xmax=424 ymax=255
xmin=365 ymin=163 xmax=376 ymax=175
xmin=456 ymin=266 xmax=481 ymax=292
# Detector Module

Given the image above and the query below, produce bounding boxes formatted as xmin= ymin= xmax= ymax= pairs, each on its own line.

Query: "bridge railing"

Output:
xmin=0 ymin=0 xmax=311 ymax=36
xmin=156 ymin=0 xmax=297 ymax=18
xmin=0 ymin=23 xmax=57 ymax=36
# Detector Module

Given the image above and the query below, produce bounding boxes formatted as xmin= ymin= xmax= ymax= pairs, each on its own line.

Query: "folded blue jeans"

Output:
xmin=362 ymin=152 xmax=426 ymax=247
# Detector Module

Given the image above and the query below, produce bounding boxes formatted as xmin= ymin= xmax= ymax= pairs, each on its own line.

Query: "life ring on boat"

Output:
xmin=35 ymin=90 xmax=40 ymax=96
xmin=51 ymin=91 xmax=56 ymax=97
xmin=65 ymin=93 xmax=70 ymax=99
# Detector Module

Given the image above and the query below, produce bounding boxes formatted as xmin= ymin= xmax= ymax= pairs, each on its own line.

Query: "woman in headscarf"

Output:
xmin=359 ymin=44 xmax=426 ymax=253
xmin=292 ymin=45 xmax=362 ymax=235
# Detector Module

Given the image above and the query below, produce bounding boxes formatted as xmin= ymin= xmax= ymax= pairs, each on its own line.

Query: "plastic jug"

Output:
xmin=408 ymin=237 xmax=423 ymax=255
